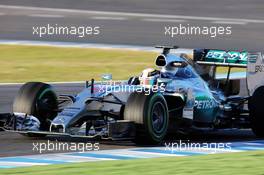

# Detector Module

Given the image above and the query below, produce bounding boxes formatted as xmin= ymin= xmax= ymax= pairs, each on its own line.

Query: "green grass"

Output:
xmin=0 ymin=45 xmax=156 ymax=83
xmin=0 ymin=151 xmax=263 ymax=175
xmin=0 ymin=45 xmax=245 ymax=83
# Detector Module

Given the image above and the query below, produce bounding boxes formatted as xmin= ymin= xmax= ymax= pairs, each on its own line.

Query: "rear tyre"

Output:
xmin=249 ymin=86 xmax=264 ymax=137
xmin=13 ymin=82 xmax=58 ymax=133
xmin=124 ymin=92 xmax=169 ymax=145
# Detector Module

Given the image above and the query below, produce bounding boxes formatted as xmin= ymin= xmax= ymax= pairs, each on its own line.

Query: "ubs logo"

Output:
xmin=255 ymin=65 xmax=264 ymax=72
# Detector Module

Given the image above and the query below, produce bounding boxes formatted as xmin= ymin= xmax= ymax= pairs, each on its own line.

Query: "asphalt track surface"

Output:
xmin=0 ymin=0 xmax=263 ymax=51
xmin=0 ymin=1 xmax=263 ymax=157
xmin=0 ymin=82 xmax=257 ymax=157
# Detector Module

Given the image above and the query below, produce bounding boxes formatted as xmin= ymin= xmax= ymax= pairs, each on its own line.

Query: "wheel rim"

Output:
xmin=36 ymin=89 xmax=57 ymax=119
xmin=151 ymin=101 xmax=166 ymax=134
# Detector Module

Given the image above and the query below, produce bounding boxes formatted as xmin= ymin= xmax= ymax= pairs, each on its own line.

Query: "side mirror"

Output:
xmin=101 ymin=73 xmax=112 ymax=81
xmin=170 ymin=61 xmax=188 ymax=68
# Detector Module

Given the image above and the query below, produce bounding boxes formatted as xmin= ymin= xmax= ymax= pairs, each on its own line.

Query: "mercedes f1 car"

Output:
xmin=1 ymin=46 xmax=264 ymax=144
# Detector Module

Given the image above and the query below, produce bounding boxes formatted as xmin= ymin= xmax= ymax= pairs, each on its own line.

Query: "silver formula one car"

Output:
xmin=1 ymin=46 xmax=264 ymax=144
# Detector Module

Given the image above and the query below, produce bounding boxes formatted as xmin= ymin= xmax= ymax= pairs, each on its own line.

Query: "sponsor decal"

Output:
xmin=194 ymin=99 xmax=218 ymax=109
xmin=206 ymin=50 xmax=247 ymax=63
xmin=255 ymin=65 xmax=264 ymax=72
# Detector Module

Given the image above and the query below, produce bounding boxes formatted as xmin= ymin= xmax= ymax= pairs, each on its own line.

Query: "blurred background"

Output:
xmin=0 ymin=0 xmax=263 ymax=51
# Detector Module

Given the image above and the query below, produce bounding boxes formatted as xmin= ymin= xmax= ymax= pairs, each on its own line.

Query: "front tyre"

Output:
xmin=249 ymin=86 xmax=264 ymax=137
xmin=13 ymin=82 xmax=58 ymax=132
xmin=124 ymin=92 xmax=169 ymax=145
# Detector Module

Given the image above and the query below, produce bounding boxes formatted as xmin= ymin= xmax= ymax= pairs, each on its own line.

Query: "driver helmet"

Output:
xmin=139 ymin=68 xmax=160 ymax=87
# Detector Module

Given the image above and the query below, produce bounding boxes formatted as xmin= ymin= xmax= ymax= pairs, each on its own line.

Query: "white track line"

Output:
xmin=0 ymin=39 xmax=159 ymax=52
xmin=0 ymin=12 xmax=5 ymax=16
xmin=0 ymin=5 xmax=263 ymax=24
xmin=0 ymin=39 xmax=192 ymax=53
xmin=0 ymin=161 xmax=48 ymax=166
xmin=27 ymin=154 xmax=107 ymax=162
xmin=211 ymin=21 xmax=247 ymax=25
xmin=142 ymin=18 xmax=186 ymax=23
xmin=0 ymin=81 xmax=84 ymax=86
xmin=127 ymin=150 xmax=182 ymax=157
xmin=27 ymin=14 xmax=64 ymax=18
xmin=91 ymin=16 xmax=127 ymax=20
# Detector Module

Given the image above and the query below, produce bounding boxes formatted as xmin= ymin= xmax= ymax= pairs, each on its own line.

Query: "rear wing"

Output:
xmin=193 ymin=49 xmax=247 ymax=68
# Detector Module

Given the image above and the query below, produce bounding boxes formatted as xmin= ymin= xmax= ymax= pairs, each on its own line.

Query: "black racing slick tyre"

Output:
xmin=124 ymin=92 xmax=169 ymax=145
xmin=249 ymin=86 xmax=264 ymax=138
xmin=13 ymin=82 xmax=58 ymax=131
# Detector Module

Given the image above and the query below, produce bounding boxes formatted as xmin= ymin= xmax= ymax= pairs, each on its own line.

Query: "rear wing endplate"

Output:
xmin=246 ymin=52 xmax=264 ymax=96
